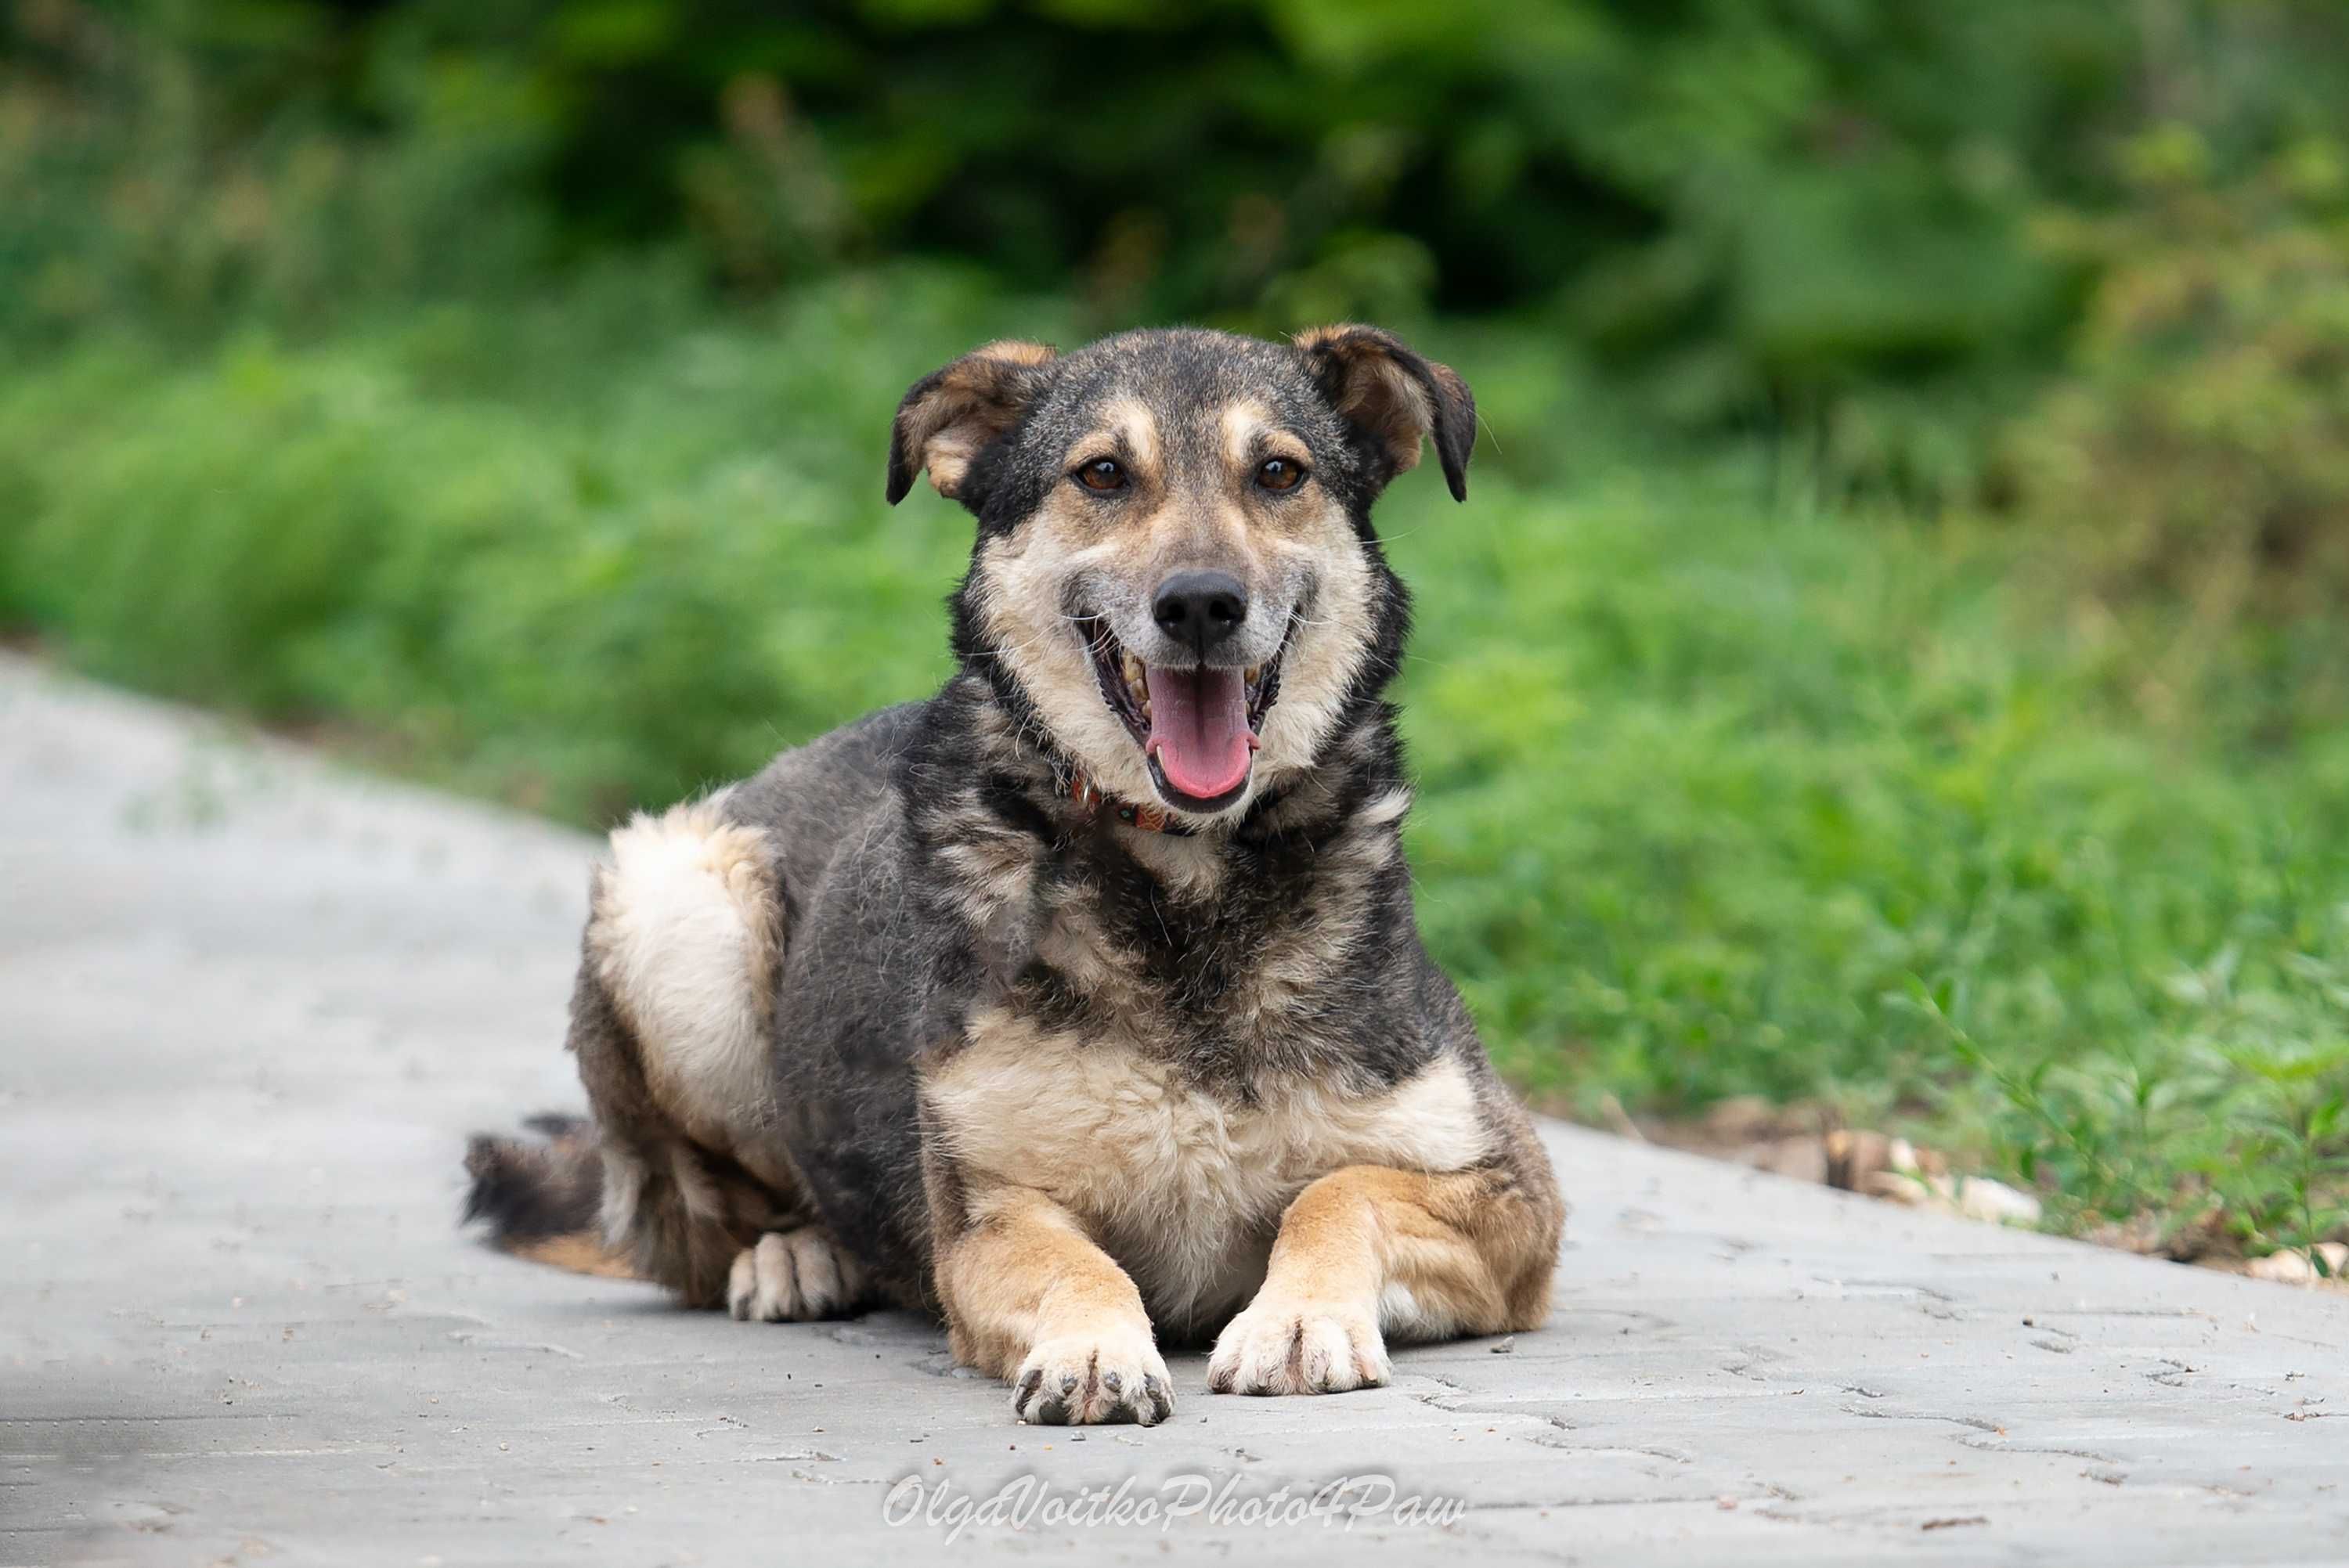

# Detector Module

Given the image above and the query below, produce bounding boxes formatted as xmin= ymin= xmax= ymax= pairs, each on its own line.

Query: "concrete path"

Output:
xmin=2 ymin=655 xmax=2344 ymax=1567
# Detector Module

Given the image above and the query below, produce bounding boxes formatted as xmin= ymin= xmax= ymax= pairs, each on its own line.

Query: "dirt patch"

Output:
xmin=1619 ymin=1096 xmax=2347 ymax=1295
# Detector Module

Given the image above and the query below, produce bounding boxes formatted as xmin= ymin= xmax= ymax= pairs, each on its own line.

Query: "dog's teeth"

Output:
xmin=1244 ymin=665 xmax=1261 ymax=684
xmin=1122 ymin=651 xmax=1144 ymax=685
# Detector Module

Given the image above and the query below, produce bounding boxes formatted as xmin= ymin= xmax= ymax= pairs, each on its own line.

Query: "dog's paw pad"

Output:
xmin=1207 ymin=1297 xmax=1390 ymax=1395
xmin=725 ymin=1227 xmax=863 ymax=1322
xmin=1011 ymin=1331 xmax=1174 ymax=1426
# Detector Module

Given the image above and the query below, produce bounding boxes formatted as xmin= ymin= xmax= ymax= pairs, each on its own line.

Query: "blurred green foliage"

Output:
xmin=5 ymin=0 xmax=2348 ymax=1255
xmin=10 ymin=0 xmax=2349 ymax=433
xmin=0 ymin=268 xmax=1043 ymax=816
xmin=2004 ymin=128 xmax=2349 ymax=733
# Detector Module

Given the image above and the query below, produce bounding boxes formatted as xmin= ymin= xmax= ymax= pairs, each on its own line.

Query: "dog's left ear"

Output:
xmin=1293 ymin=325 xmax=1476 ymax=502
xmin=886 ymin=340 xmax=1059 ymax=506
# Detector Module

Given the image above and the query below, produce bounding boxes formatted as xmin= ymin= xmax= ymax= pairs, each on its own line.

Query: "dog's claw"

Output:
xmin=1207 ymin=1296 xmax=1391 ymax=1396
xmin=1009 ymin=1332 xmax=1174 ymax=1426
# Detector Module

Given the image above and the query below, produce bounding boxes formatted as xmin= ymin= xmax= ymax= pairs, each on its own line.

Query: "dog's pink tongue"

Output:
xmin=1145 ymin=665 xmax=1254 ymax=800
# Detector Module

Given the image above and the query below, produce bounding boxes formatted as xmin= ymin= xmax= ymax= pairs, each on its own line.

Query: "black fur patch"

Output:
xmin=462 ymin=1112 xmax=601 ymax=1245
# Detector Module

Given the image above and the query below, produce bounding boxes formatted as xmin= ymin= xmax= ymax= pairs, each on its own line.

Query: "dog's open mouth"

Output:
xmin=1077 ymin=617 xmax=1286 ymax=813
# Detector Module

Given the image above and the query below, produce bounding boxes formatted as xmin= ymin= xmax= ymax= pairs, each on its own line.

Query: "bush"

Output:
xmin=0 ymin=0 xmax=558 ymax=348
xmin=2003 ymin=130 xmax=2349 ymax=730
xmin=13 ymin=0 xmax=2349 ymax=427
xmin=2015 ymin=132 xmax=2349 ymax=611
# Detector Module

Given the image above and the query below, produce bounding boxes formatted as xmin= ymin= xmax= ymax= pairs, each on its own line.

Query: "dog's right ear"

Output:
xmin=1293 ymin=324 xmax=1475 ymax=502
xmin=885 ymin=341 xmax=1059 ymax=506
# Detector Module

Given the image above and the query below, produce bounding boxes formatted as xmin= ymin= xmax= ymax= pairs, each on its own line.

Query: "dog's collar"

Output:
xmin=1059 ymin=766 xmax=1191 ymax=836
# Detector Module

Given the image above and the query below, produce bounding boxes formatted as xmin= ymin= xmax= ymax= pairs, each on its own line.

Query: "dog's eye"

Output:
xmin=1074 ymin=458 xmax=1127 ymax=493
xmin=1256 ymin=457 xmax=1305 ymax=492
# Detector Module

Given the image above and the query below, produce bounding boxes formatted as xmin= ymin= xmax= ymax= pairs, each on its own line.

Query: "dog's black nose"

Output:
xmin=1151 ymin=570 xmax=1250 ymax=658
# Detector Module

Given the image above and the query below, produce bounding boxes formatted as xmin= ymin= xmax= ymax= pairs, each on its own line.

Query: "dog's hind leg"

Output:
xmin=482 ymin=796 xmax=865 ymax=1316
xmin=587 ymin=798 xmax=784 ymax=1151
xmin=474 ymin=962 xmax=779 ymax=1306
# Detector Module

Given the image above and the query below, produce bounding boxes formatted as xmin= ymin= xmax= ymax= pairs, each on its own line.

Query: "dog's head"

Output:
xmin=888 ymin=326 xmax=1474 ymax=823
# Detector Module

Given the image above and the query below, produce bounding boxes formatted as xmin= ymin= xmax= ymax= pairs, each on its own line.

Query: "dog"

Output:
xmin=464 ymin=324 xmax=1565 ymax=1426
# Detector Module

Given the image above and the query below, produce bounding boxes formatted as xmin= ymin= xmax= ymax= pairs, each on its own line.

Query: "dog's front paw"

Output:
xmin=1012 ymin=1325 xmax=1174 ymax=1426
xmin=726 ymin=1227 xmax=863 ymax=1321
xmin=1207 ymin=1295 xmax=1391 ymax=1395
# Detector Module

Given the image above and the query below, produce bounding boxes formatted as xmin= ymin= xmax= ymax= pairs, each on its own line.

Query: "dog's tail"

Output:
xmin=462 ymin=1112 xmax=637 ymax=1278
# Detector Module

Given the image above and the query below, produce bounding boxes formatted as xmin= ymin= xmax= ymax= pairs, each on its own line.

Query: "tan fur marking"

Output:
xmin=1249 ymin=496 xmax=1379 ymax=787
xmin=934 ymin=1184 xmax=1174 ymax=1425
xmin=1293 ymin=323 xmax=1447 ymax=475
xmin=900 ymin=340 xmax=1057 ymax=499
xmin=1116 ymin=827 xmax=1229 ymax=900
xmin=986 ymin=340 xmax=1058 ymax=368
xmin=936 ymin=832 xmax=1037 ymax=928
xmin=1218 ymin=397 xmax=1280 ymax=470
xmin=1348 ymin=359 xmax=1434 ymax=474
xmin=925 ymin=1018 xmax=1489 ymax=1330
xmin=1207 ymin=1162 xmax=1557 ymax=1396
xmin=974 ymin=524 xmax=1167 ymax=813
xmin=508 ymin=1231 xmax=639 ymax=1279
xmin=1073 ymin=396 xmax=1162 ymax=482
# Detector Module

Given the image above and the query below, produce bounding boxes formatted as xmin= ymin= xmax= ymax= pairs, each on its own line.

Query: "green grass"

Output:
xmin=4 ymin=267 xmax=2344 ymax=1264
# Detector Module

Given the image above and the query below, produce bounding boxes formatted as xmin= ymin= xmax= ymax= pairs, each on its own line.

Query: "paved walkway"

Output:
xmin=2 ymin=656 xmax=2344 ymax=1566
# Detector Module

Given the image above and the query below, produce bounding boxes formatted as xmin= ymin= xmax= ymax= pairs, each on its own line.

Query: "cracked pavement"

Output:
xmin=4 ymin=656 xmax=2345 ymax=1566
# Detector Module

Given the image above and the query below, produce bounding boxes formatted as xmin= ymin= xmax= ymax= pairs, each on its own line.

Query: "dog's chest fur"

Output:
xmin=921 ymin=824 xmax=1487 ymax=1336
xmin=925 ymin=1005 xmax=1488 ymax=1336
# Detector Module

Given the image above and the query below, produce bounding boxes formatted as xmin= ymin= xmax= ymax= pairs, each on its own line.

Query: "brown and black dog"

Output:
xmin=466 ymin=325 xmax=1564 ymax=1426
